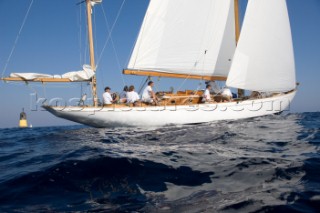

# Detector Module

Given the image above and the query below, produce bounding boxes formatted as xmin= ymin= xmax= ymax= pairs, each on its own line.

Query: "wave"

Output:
xmin=0 ymin=156 xmax=213 ymax=212
xmin=0 ymin=112 xmax=319 ymax=212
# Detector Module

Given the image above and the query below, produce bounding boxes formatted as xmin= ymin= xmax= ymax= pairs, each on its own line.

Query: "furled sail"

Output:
xmin=226 ymin=0 xmax=296 ymax=92
xmin=127 ymin=0 xmax=235 ymax=78
xmin=6 ymin=64 xmax=94 ymax=82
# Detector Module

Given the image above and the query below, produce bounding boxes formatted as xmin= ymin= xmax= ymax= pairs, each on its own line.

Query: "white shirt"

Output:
xmin=222 ymin=88 xmax=232 ymax=97
xmin=103 ymin=92 xmax=113 ymax=104
xmin=142 ymin=85 xmax=152 ymax=100
xmin=126 ymin=91 xmax=140 ymax=103
xmin=203 ymin=89 xmax=211 ymax=101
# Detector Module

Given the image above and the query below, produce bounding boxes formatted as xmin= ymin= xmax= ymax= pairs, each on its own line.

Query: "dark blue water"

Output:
xmin=0 ymin=112 xmax=319 ymax=212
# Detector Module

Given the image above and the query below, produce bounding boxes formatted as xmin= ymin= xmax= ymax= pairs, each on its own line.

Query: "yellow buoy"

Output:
xmin=19 ymin=108 xmax=28 ymax=128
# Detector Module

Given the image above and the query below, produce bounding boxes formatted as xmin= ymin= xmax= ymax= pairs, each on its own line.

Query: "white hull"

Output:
xmin=43 ymin=91 xmax=296 ymax=128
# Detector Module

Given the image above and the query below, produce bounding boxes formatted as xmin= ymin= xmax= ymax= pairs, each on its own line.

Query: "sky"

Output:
xmin=0 ymin=0 xmax=319 ymax=128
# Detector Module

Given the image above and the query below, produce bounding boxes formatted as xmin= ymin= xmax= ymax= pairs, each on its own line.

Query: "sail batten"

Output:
xmin=227 ymin=0 xmax=296 ymax=92
xmin=127 ymin=0 xmax=235 ymax=78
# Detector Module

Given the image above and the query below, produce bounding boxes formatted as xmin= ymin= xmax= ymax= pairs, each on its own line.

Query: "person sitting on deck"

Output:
xmin=202 ymin=84 xmax=212 ymax=103
xmin=205 ymin=81 xmax=220 ymax=94
xmin=119 ymin=85 xmax=128 ymax=103
xmin=221 ymin=87 xmax=233 ymax=102
xmin=78 ymin=93 xmax=87 ymax=106
xmin=142 ymin=81 xmax=158 ymax=105
xmin=102 ymin=86 xmax=115 ymax=105
xmin=250 ymin=91 xmax=261 ymax=99
xmin=126 ymin=85 xmax=140 ymax=106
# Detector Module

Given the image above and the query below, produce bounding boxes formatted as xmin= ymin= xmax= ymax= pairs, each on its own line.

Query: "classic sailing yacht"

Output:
xmin=1 ymin=0 xmax=297 ymax=128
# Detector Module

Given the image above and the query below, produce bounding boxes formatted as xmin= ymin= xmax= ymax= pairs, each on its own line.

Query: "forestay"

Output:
xmin=226 ymin=0 xmax=296 ymax=92
xmin=127 ymin=0 xmax=235 ymax=77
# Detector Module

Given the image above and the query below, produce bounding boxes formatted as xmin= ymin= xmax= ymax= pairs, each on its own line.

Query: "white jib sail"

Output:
xmin=226 ymin=0 xmax=296 ymax=92
xmin=127 ymin=0 xmax=235 ymax=77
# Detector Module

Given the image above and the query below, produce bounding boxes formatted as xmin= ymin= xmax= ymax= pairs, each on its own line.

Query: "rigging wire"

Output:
xmin=104 ymin=23 xmax=126 ymax=86
xmin=138 ymin=77 xmax=150 ymax=95
xmin=97 ymin=0 xmax=127 ymax=87
xmin=176 ymin=49 xmax=211 ymax=92
xmin=1 ymin=0 xmax=34 ymax=78
xmin=96 ymin=0 xmax=126 ymax=65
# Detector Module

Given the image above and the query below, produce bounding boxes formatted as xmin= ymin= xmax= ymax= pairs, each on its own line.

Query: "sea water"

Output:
xmin=0 ymin=112 xmax=319 ymax=212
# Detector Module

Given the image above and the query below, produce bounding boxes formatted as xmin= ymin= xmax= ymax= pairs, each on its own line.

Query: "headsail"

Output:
xmin=126 ymin=0 xmax=235 ymax=78
xmin=226 ymin=0 xmax=296 ymax=92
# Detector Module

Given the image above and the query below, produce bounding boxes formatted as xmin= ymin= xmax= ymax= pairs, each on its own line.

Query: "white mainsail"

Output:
xmin=226 ymin=0 xmax=296 ymax=92
xmin=127 ymin=0 xmax=235 ymax=77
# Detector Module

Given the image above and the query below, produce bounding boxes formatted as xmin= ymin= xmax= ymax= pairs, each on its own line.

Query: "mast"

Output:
xmin=86 ymin=0 xmax=98 ymax=107
xmin=234 ymin=0 xmax=244 ymax=98
xmin=234 ymin=0 xmax=240 ymax=43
